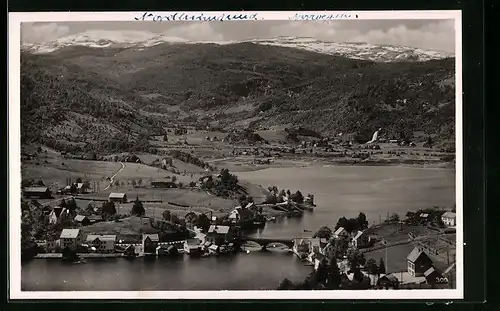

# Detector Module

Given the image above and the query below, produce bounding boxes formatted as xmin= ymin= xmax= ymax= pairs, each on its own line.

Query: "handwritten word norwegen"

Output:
xmin=291 ymin=13 xmax=358 ymax=20
xmin=135 ymin=12 xmax=259 ymax=22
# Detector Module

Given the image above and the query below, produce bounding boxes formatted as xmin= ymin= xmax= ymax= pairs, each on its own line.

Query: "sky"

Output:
xmin=21 ymin=19 xmax=456 ymax=53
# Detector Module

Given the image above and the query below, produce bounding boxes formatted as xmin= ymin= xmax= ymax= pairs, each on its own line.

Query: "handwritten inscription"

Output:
xmin=291 ymin=13 xmax=358 ymax=20
xmin=135 ymin=12 xmax=259 ymax=22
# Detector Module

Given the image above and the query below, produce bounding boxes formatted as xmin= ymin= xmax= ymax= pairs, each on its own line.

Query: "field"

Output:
xmin=22 ymin=158 xmax=122 ymax=188
xmin=79 ymin=216 xmax=159 ymax=242
xmin=78 ymin=187 xmax=238 ymax=213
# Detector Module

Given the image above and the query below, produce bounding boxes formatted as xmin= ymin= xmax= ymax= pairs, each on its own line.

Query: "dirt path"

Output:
xmin=103 ymin=162 xmax=125 ymax=191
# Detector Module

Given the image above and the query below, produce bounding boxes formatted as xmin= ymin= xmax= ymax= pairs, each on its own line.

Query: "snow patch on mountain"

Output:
xmin=22 ymin=31 xmax=454 ymax=62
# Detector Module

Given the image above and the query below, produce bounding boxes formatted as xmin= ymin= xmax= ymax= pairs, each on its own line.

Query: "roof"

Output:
xmin=245 ymin=202 xmax=255 ymax=209
xmin=208 ymin=244 xmax=219 ymax=251
xmin=352 ymin=230 xmax=365 ymax=240
xmin=24 ymin=187 xmax=49 ymax=193
xmin=334 ymin=227 xmax=346 ymax=236
xmin=87 ymin=215 xmax=103 ymax=221
xmin=76 ymin=183 xmax=85 ymax=188
xmin=407 ymin=247 xmax=431 ymax=262
xmin=60 ymin=229 xmax=80 ymax=239
xmin=74 ymin=215 xmax=88 ymax=222
xmin=442 ymin=212 xmax=456 ymax=219
xmin=185 ymin=239 xmax=201 ymax=246
xmin=424 ymin=267 xmax=438 ymax=277
xmin=86 ymin=234 xmax=116 ymax=242
xmin=109 ymin=193 xmax=126 ymax=198
xmin=142 ymin=233 xmax=159 ymax=242
xmin=208 ymin=225 xmax=230 ymax=234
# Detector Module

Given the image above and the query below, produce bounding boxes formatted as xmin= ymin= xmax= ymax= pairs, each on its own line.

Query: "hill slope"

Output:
xmin=20 ymin=41 xmax=455 ymax=154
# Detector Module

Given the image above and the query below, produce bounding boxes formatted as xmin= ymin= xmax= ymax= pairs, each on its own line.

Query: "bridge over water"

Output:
xmin=236 ymin=236 xmax=295 ymax=250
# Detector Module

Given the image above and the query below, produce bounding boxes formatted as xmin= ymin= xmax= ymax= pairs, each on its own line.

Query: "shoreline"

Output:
xmin=226 ymin=159 xmax=455 ymax=173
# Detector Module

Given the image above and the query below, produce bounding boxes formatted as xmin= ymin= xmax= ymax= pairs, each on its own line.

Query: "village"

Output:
xmin=22 ymin=171 xmax=457 ymax=291
xmin=282 ymin=209 xmax=457 ymax=290
xmin=21 ymin=174 xmax=316 ymax=260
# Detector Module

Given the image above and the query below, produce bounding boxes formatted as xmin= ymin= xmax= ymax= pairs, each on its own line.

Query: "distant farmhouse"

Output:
xmin=109 ymin=193 xmax=127 ymax=203
xmin=23 ymin=187 xmax=52 ymax=199
xmin=441 ymin=212 xmax=456 ymax=227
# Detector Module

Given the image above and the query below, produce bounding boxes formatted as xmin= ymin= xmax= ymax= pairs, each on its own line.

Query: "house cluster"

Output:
xmin=293 ymin=227 xmax=373 ymax=268
xmin=318 ymin=244 xmax=452 ymax=290
xmin=228 ymin=202 xmax=261 ymax=225
xmin=140 ymin=225 xmax=236 ymax=257
xmin=182 ymin=225 xmax=236 ymax=256
xmin=42 ymin=229 xmax=118 ymax=254
xmin=56 ymin=182 xmax=89 ymax=195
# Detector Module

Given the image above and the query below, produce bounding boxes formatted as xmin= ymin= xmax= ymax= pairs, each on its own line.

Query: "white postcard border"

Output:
xmin=8 ymin=10 xmax=463 ymax=300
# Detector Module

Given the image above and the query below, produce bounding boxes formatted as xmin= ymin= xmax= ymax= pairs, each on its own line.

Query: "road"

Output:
xmin=103 ymin=162 xmax=125 ymax=191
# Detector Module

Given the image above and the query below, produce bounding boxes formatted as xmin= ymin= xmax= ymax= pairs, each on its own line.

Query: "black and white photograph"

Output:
xmin=9 ymin=11 xmax=462 ymax=299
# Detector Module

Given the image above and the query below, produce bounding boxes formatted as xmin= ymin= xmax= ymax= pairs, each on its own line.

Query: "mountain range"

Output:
xmin=20 ymin=36 xmax=456 ymax=155
xmin=22 ymin=31 xmax=453 ymax=63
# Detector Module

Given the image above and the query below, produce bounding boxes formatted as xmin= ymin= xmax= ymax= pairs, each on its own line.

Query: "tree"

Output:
xmin=163 ymin=134 xmax=168 ymax=142
xmin=347 ymin=248 xmax=364 ymax=271
xmin=387 ymin=213 xmax=400 ymax=222
xmin=366 ymin=258 xmax=378 ymax=275
xmin=162 ymin=210 xmax=172 ymax=221
xmin=291 ymin=190 xmax=304 ymax=204
xmin=70 ymin=183 xmax=77 ymax=194
xmin=171 ymin=176 xmax=177 ymax=183
xmin=76 ymin=177 xmax=83 ymax=183
xmin=36 ymin=180 xmax=45 ymax=186
xmin=184 ymin=211 xmax=197 ymax=224
xmin=101 ymin=201 xmax=116 ymax=216
xmin=189 ymin=181 xmax=196 ymax=188
xmin=378 ymin=258 xmax=386 ymax=275
xmin=194 ymin=213 xmax=211 ymax=232
xmin=357 ymin=212 xmax=369 ymax=230
xmin=114 ymin=180 xmax=120 ymax=187
xmin=286 ymin=190 xmax=291 ymax=197
xmin=137 ymin=179 xmax=143 ymax=186
xmin=131 ymin=179 xmax=137 ymax=187
xmin=326 ymin=258 xmax=341 ymax=289
xmin=335 ymin=217 xmax=348 ymax=231
xmin=67 ymin=198 xmax=78 ymax=212
xmin=130 ymin=197 xmax=145 ymax=216
xmin=313 ymin=226 xmax=333 ymax=239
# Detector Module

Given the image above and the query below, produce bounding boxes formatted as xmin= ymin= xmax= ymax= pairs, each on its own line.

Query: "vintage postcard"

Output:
xmin=9 ymin=10 xmax=463 ymax=300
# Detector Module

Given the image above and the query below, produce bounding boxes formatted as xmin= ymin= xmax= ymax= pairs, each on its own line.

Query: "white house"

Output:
xmin=183 ymin=239 xmax=202 ymax=255
xmin=59 ymin=229 xmax=83 ymax=249
xmin=333 ymin=227 xmax=349 ymax=239
xmin=86 ymin=234 xmax=117 ymax=253
xmin=351 ymin=230 xmax=370 ymax=249
xmin=441 ymin=212 xmax=456 ymax=227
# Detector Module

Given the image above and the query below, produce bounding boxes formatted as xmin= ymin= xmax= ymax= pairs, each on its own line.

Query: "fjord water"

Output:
xmin=21 ymin=165 xmax=455 ymax=291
